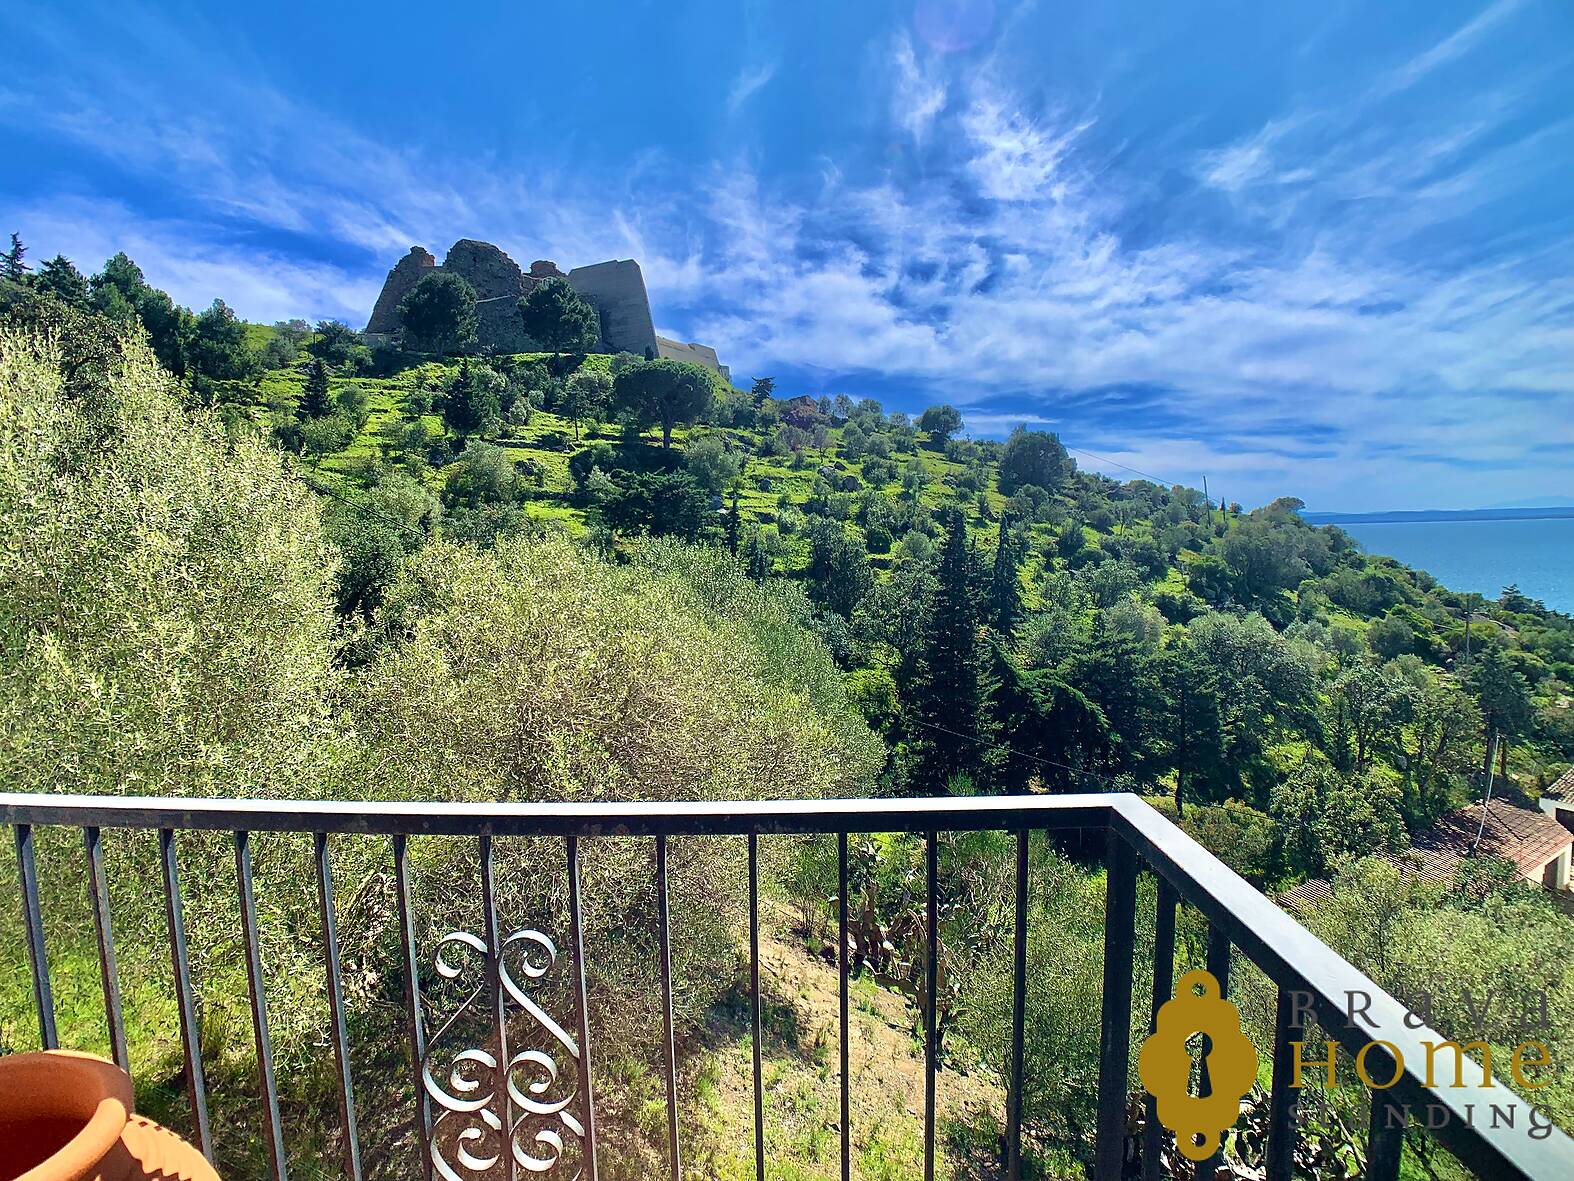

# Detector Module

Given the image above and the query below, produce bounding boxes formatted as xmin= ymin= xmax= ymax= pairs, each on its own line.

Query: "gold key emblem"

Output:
xmin=1138 ymin=969 xmax=1259 ymax=1161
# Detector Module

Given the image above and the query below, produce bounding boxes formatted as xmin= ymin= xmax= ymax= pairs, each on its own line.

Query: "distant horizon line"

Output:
xmin=1301 ymin=506 xmax=1574 ymax=525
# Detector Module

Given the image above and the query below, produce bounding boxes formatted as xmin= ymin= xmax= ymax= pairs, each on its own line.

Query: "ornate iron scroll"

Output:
xmin=423 ymin=929 xmax=584 ymax=1178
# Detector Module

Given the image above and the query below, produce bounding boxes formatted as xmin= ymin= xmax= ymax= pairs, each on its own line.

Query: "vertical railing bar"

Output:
xmin=235 ymin=830 xmax=289 ymax=1181
xmin=568 ymin=834 xmax=600 ymax=1181
xmin=14 ymin=823 xmax=57 ymax=1049
xmin=1204 ymin=921 xmax=1231 ymax=994
xmin=837 ymin=830 xmax=851 ymax=1181
xmin=1265 ymin=984 xmax=1302 ymax=1181
xmin=1195 ymin=923 xmax=1232 ymax=1181
xmin=749 ymin=832 xmax=764 ymax=1181
xmin=923 ymin=831 xmax=939 ymax=1181
xmin=1094 ymin=829 xmax=1137 ymax=1181
xmin=1366 ymin=1058 xmax=1405 ymax=1181
xmin=394 ymin=834 xmax=435 ymax=1181
xmin=1142 ymin=878 xmax=1177 ymax=1181
xmin=1006 ymin=829 xmax=1029 ymax=1181
xmin=316 ymin=831 xmax=364 ymax=1181
xmin=84 ymin=825 xmax=129 ymax=1071
xmin=656 ymin=835 xmax=681 ymax=1181
xmin=480 ymin=833 xmax=515 ymax=1181
xmin=160 ymin=826 xmax=212 ymax=1159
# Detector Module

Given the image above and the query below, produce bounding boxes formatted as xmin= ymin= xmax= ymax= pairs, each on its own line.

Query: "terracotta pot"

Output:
xmin=0 ymin=1051 xmax=219 ymax=1181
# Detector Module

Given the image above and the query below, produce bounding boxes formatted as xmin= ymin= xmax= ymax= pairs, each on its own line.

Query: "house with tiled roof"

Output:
xmin=1539 ymin=765 xmax=1574 ymax=833
xmin=1281 ymin=791 xmax=1574 ymax=914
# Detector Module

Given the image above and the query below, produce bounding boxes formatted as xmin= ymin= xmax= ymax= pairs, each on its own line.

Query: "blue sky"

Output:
xmin=3 ymin=1 xmax=1572 ymax=510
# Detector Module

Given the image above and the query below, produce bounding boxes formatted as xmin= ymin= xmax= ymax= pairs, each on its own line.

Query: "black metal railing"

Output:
xmin=2 ymin=791 xmax=1571 ymax=1181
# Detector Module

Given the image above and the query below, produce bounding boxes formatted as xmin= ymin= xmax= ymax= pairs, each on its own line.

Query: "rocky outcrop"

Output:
xmin=444 ymin=239 xmax=530 ymax=302
xmin=365 ymin=246 xmax=436 ymax=334
xmin=363 ymin=241 xmax=726 ymax=375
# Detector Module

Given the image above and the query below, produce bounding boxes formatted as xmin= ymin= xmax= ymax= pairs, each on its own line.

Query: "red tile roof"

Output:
xmin=1281 ymin=793 xmax=1572 ymax=913
xmin=1409 ymin=796 xmax=1571 ymax=882
xmin=1545 ymin=766 xmax=1574 ymax=803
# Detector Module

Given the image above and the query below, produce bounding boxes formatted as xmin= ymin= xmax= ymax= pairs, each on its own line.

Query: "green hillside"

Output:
xmin=5 ymin=258 xmax=1574 ymax=1180
xmin=252 ymin=341 xmax=1574 ymax=803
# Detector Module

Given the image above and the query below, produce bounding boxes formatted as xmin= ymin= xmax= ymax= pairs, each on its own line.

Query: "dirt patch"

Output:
xmin=675 ymin=907 xmax=1007 ymax=1181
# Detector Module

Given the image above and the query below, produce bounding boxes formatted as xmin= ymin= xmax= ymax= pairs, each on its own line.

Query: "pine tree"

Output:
xmin=441 ymin=357 xmax=503 ymax=438
xmin=904 ymin=508 xmax=986 ymax=793
xmin=516 ymin=277 xmax=599 ymax=352
xmin=987 ymin=512 xmax=1022 ymax=639
xmin=725 ymin=485 xmax=742 ymax=555
xmin=2 ymin=233 xmax=28 ymax=282
xmin=301 ymin=359 xmax=332 ymax=418
xmin=34 ymin=255 xmax=91 ymax=308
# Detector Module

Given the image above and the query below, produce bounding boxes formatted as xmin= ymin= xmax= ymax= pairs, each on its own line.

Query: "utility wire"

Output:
xmin=903 ymin=716 xmax=1127 ymax=792
xmin=294 ymin=468 xmax=430 ymax=543
xmin=1061 ymin=442 xmax=1193 ymax=492
xmin=1470 ymin=731 xmax=1501 ymax=854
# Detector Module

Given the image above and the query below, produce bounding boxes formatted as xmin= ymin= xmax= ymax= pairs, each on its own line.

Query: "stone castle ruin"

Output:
xmin=364 ymin=239 xmax=728 ymax=379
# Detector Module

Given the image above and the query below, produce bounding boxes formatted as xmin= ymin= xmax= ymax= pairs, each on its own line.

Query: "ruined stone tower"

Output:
xmin=363 ymin=239 xmax=727 ymax=378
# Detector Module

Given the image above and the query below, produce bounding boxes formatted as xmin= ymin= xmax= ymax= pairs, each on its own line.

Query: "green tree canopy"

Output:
xmin=398 ymin=271 xmax=478 ymax=356
xmin=306 ymin=319 xmax=364 ymax=368
xmin=805 ymin=519 xmax=873 ymax=619
xmin=1 ymin=233 xmax=27 ymax=282
xmin=561 ymin=365 xmax=612 ymax=440
xmin=300 ymin=358 xmax=332 ymax=418
xmin=601 ymin=470 xmax=711 ymax=541
xmin=612 ymin=358 xmax=715 ymax=450
xmin=998 ymin=427 xmax=1072 ymax=495
xmin=685 ymin=433 xmax=742 ymax=495
xmin=88 ymin=252 xmax=193 ymax=376
xmin=918 ymin=404 xmax=963 ymax=445
xmin=903 ymin=509 xmax=987 ymax=792
xmin=516 ymin=277 xmax=599 ymax=353
xmin=441 ymin=358 xmax=504 ymax=438
xmin=34 ymin=255 xmax=91 ymax=308
xmin=444 ymin=439 xmax=521 ymax=506
xmin=0 ymin=328 xmax=337 ymax=801
xmin=188 ymin=298 xmax=259 ymax=382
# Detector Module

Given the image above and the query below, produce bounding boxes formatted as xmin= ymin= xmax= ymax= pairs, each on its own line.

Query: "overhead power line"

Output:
xmin=294 ymin=469 xmax=429 ymax=543
xmin=903 ymin=717 xmax=1127 ymax=793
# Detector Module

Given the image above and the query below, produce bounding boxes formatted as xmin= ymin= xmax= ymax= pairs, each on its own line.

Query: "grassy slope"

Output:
xmin=248 ymin=350 xmax=1574 ymax=792
xmin=270 ymin=352 xmax=1026 ymax=575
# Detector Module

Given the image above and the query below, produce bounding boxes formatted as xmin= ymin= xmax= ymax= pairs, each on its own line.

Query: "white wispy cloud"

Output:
xmin=891 ymin=33 xmax=947 ymax=144
xmin=1196 ymin=117 xmax=1302 ymax=193
xmin=3 ymin=1 xmax=1569 ymax=510
xmin=961 ymin=87 xmax=1093 ymax=202
xmin=12 ymin=196 xmax=379 ymax=324
xmin=1367 ymin=0 xmax=1525 ymax=103
xmin=726 ymin=62 xmax=777 ymax=115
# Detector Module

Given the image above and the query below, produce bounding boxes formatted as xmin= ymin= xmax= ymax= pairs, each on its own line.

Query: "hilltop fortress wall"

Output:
xmin=364 ymin=239 xmax=726 ymax=378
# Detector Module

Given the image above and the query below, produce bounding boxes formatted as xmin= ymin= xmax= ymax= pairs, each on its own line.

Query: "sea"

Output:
xmin=1339 ymin=517 xmax=1574 ymax=616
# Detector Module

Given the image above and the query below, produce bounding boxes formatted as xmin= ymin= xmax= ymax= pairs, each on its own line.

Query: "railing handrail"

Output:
xmin=4 ymin=788 xmax=1571 ymax=1180
xmin=1111 ymin=794 xmax=1574 ymax=1181
xmin=0 ymin=790 xmax=1118 ymax=835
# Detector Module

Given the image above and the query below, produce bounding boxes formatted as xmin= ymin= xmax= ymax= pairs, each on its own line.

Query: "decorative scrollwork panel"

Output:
xmin=423 ymin=929 xmax=583 ymax=1179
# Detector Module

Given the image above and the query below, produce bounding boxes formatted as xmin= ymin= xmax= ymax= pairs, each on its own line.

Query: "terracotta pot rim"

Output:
xmin=0 ymin=1050 xmax=133 ymax=1181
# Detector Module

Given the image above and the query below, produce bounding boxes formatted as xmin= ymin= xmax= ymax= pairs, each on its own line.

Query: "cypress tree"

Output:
xmin=725 ymin=485 xmax=742 ymax=555
xmin=988 ymin=512 xmax=1022 ymax=639
xmin=904 ymin=508 xmax=986 ymax=793
xmin=301 ymin=359 xmax=332 ymax=418
xmin=2 ymin=233 xmax=28 ymax=282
